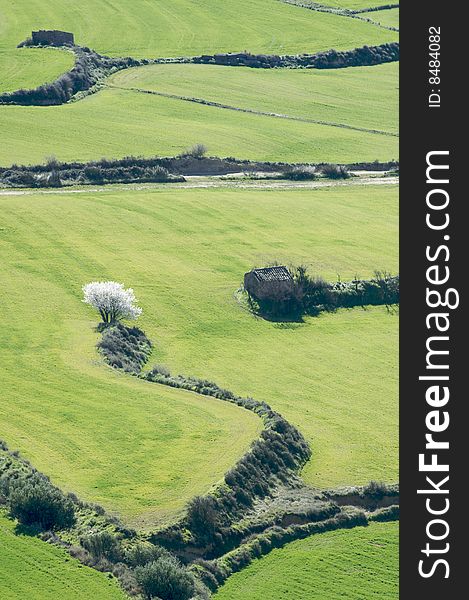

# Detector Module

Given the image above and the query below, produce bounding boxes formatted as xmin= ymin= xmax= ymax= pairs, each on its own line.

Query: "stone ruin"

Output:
xmin=31 ymin=30 xmax=75 ymax=46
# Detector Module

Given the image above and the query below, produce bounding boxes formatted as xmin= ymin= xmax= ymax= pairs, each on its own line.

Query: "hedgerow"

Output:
xmin=193 ymin=42 xmax=399 ymax=69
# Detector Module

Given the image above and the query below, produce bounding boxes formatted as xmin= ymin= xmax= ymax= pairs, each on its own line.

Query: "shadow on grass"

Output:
xmin=14 ymin=521 xmax=43 ymax=537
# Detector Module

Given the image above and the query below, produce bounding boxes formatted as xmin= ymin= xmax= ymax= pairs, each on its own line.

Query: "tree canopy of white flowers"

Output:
xmin=82 ymin=281 xmax=142 ymax=324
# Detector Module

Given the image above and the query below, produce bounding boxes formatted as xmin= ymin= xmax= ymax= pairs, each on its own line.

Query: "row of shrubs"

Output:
xmin=0 ymin=46 xmax=143 ymax=106
xmin=193 ymin=42 xmax=399 ymax=69
xmin=195 ymin=509 xmax=369 ymax=591
xmin=303 ymin=43 xmax=400 ymax=69
xmin=352 ymin=4 xmax=399 ymax=14
xmin=1 ymin=163 xmax=184 ymax=188
xmin=0 ymin=155 xmax=397 ymax=176
xmin=282 ymin=163 xmax=350 ymax=180
xmin=249 ymin=267 xmax=399 ymax=320
xmin=0 ymin=155 xmax=397 ymax=188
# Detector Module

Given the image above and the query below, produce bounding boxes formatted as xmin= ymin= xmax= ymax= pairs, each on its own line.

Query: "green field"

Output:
xmin=0 ymin=84 xmax=398 ymax=167
xmin=0 ymin=514 xmax=126 ymax=599
xmin=0 ymin=184 xmax=398 ymax=520
xmin=111 ymin=61 xmax=398 ymax=135
xmin=369 ymin=8 xmax=399 ymax=29
xmin=215 ymin=522 xmax=399 ymax=600
xmin=0 ymin=47 xmax=74 ymax=94
xmin=1 ymin=1 xmax=397 ymax=61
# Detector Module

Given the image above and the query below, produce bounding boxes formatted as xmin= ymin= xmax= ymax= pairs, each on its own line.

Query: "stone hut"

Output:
xmin=31 ymin=30 xmax=74 ymax=46
xmin=244 ymin=266 xmax=293 ymax=300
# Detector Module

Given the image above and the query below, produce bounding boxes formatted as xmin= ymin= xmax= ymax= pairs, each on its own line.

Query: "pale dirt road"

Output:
xmin=0 ymin=174 xmax=398 ymax=196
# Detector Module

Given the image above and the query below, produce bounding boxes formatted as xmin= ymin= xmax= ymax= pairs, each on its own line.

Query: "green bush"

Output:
xmin=81 ymin=531 xmax=123 ymax=562
xmin=282 ymin=166 xmax=316 ymax=180
xmin=320 ymin=164 xmax=350 ymax=179
xmin=8 ymin=476 xmax=75 ymax=529
xmin=187 ymin=496 xmax=219 ymax=542
xmin=126 ymin=542 xmax=172 ymax=567
xmin=135 ymin=556 xmax=195 ymax=600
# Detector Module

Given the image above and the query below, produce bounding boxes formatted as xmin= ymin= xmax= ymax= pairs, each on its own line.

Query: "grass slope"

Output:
xmin=0 ymin=184 xmax=398 ymax=496
xmin=111 ymin=62 xmax=398 ymax=135
xmin=0 ymin=86 xmax=398 ymax=166
xmin=214 ymin=521 xmax=399 ymax=600
xmin=0 ymin=48 xmax=74 ymax=94
xmin=1 ymin=1 xmax=397 ymax=60
xmin=369 ymin=8 xmax=399 ymax=29
xmin=0 ymin=514 xmax=126 ymax=599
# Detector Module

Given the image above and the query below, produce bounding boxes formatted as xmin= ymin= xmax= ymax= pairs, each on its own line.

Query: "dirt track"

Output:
xmin=0 ymin=174 xmax=398 ymax=196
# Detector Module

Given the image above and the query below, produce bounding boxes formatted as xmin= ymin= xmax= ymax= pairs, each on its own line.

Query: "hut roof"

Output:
xmin=251 ymin=266 xmax=292 ymax=282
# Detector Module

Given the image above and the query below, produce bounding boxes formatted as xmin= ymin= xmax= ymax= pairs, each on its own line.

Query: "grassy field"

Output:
xmin=0 ymin=48 xmax=74 ymax=94
xmin=0 ymin=184 xmax=398 ymax=511
xmin=0 ymin=85 xmax=398 ymax=166
xmin=369 ymin=8 xmax=399 ymax=29
xmin=0 ymin=288 xmax=260 ymax=530
xmin=0 ymin=513 xmax=126 ymax=599
xmin=1 ymin=1 xmax=397 ymax=61
xmin=111 ymin=62 xmax=398 ymax=135
xmin=215 ymin=522 xmax=399 ymax=599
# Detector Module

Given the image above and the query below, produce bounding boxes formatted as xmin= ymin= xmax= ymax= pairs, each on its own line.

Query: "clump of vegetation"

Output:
xmin=81 ymin=531 xmax=123 ymax=563
xmin=282 ymin=165 xmax=316 ymax=180
xmin=320 ymin=163 xmax=350 ymax=179
xmin=126 ymin=542 xmax=174 ymax=568
xmin=369 ymin=505 xmax=400 ymax=522
xmin=135 ymin=555 xmax=196 ymax=600
xmin=97 ymin=323 xmax=152 ymax=374
xmin=179 ymin=143 xmax=208 ymax=159
xmin=187 ymin=496 xmax=220 ymax=544
xmin=5 ymin=474 xmax=75 ymax=530
xmin=362 ymin=480 xmax=392 ymax=499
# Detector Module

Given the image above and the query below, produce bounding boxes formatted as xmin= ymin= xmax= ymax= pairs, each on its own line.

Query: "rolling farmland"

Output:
xmin=0 ymin=85 xmax=398 ymax=166
xmin=0 ymin=0 xmax=399 ymax=596
xmin=110 ymin=61 xmax=399 ymax=135
xmin=0 ymin=185 xmax=398 ymax=502
xmin=214 ymin=522 xmax=399 ymax=600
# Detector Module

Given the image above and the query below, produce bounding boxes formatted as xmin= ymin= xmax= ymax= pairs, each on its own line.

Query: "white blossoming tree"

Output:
xmin=83 ymin=281 xmax=142 ymax=324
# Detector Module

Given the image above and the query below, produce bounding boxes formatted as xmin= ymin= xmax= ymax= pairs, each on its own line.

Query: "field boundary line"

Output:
xmin=107 ymin=83 xmax=398 ymax=138
xmin=277 ymin=1 xmax=399 ymax=32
